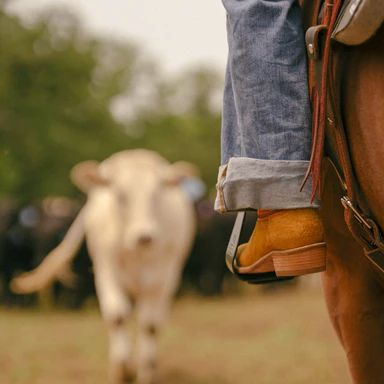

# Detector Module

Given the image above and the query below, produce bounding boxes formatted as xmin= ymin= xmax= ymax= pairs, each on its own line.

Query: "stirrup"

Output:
xmin=226 ymin=212 xmax=294 ymax=285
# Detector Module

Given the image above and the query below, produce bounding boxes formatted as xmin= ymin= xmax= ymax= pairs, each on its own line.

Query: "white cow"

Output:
xmin=11 ymin=149 xmax=197 ymax=384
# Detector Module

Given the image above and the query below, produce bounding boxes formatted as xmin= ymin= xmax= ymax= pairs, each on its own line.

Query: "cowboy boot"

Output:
xmin=236 ymin=208 xmax=326 ymax=277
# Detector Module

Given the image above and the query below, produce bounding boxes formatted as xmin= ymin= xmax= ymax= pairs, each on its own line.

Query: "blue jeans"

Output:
xmin=215 ymin=0 xmax=319 ymax=212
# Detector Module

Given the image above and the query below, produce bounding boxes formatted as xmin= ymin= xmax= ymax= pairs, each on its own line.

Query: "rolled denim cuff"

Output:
xmin=215 ymin=157 xmax=320 ymax=212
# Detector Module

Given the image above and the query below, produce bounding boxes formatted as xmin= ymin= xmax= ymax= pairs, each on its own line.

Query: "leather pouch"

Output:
xmin=332 ymin=0 xmax=384 ymax=45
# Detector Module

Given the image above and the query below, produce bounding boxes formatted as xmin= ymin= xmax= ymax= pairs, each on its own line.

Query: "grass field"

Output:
xmin=0 ymin=284 xmax=351 ymax=384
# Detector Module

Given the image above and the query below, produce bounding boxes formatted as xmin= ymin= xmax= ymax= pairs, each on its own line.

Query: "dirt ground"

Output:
xmin=0 ymin=284 xmax=351 ymax=384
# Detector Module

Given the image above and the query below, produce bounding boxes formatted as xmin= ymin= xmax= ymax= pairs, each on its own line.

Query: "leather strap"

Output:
xmin=302 ymin=0 xmax=344 ymax=200
xmin=306 ymin=25 xmax=328 ymax=61
xmin=305 ymin=25 xmax=328 ymax=101
xmin=365 ymin=248 xmax=384 ymax=274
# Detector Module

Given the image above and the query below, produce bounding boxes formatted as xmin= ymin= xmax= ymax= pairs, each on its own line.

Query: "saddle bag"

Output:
xmin=332 ymin=0 xmax=384 ymax=45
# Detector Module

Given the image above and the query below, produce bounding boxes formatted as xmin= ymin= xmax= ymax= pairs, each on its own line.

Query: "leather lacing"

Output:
xmin=301 ymin=0 xmax=343 ymax=201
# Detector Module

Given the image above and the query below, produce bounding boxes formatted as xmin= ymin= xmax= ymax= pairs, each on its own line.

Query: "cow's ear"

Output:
xmin=166 ymin=161 xmax=200 ymax=185
xmin=70 ymin=160 xmax=108 ymax=193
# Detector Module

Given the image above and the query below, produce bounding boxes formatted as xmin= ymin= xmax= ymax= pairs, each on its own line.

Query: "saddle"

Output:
xmin=302 ymin=0 xmax=384 ymax=275
xmin=332 ymin=0 xmax=384 ymax=45
xmin=225 ymin=0 xmax=384 ymax=284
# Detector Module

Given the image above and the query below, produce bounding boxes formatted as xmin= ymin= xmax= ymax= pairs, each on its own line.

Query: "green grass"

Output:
xmin=0 ymin=286 xmax=351 ymax=383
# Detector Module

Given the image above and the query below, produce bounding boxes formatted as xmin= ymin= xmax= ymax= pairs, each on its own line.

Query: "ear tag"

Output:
xmin=180 ymin=178 xmax=206 ymax=202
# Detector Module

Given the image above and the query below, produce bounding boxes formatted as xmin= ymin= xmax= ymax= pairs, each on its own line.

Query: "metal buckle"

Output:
xmin=341 ymin=196 xmax=372 ymax=230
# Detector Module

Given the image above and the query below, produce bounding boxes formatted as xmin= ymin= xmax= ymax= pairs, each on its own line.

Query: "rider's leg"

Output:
xmin=216 ymin=0 xmax=324 ymax=274
xmin=217 ymin=0 xmax=314 ymax=212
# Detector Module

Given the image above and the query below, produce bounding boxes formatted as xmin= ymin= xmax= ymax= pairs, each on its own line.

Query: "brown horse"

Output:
xmin=302 ymin=4 xmax=384 ymax=383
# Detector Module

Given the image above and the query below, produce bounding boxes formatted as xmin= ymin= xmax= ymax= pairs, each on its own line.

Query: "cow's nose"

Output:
xmin=137 ymin=234 xmax=153 ymax=246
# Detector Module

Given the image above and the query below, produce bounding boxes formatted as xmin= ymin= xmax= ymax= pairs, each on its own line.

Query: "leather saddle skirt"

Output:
xmin=332 ymin=0 xmax=384 ymax=45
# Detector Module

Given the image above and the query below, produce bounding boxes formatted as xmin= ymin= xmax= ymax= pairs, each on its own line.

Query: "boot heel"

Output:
xmin=272 ymin=243 xmax=326 ymax=277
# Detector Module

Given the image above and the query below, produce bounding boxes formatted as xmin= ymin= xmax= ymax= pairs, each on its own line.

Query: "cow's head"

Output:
xmin=70 ymin=150 xmax=199 ymax=251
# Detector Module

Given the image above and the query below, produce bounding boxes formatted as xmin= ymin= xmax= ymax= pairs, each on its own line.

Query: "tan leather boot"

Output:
xmin=236 ymin=208 xmax=326 ymax=277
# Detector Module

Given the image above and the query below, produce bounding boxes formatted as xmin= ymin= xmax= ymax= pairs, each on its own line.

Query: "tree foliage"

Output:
xmin=0 ymin=5 xmax=222 ymax=202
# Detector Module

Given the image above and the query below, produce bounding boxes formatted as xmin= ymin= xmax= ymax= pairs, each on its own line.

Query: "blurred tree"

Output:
xmin=128 ymin=67 xmax=222 ymax=187
xmin=0 ymin=4 xmax=222 ymax=201
xmin=0 ymin=7 xmax=138 ymax=199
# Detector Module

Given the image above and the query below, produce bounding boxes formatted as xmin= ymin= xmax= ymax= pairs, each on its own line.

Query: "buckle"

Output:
xmin=341 ymin=196 xmax=384 ymax=253
xmin=341 ymin=196 xmax=372 ymax=230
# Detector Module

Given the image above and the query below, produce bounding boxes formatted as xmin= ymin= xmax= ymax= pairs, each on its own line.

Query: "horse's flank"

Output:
xmin=343 ymin=25 xmax=384 ymax=229
xmin=321 ymin=23 xmax=384 ymax=384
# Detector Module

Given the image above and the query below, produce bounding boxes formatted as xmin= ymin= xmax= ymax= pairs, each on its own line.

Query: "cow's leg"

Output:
xmin=136 ymin=298 xmax=167 ymax=384
xmin=93 ymin=258 xmax=135 ymax=384
xmin=135 ymin=267 xmax=181 ymax=384
xmin=85 ymin=191 xmax=136 ymax=383
xmin=106 ymin=316 xmax=136 ymax=384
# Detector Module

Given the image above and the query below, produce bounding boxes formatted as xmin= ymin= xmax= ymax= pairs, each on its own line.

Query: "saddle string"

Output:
xmin=301 ymin=0 xmax=344 ymax=201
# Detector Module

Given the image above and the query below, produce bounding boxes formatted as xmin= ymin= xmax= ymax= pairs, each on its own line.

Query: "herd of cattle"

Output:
xmin=0 ymin=199 xmax=236 ymax=303
xmin=0 ymin=186 xmax=240 ymax=308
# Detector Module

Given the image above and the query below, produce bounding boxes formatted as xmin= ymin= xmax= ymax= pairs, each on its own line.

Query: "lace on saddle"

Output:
xmin=300 ymin=0 xmax=343 ymax=202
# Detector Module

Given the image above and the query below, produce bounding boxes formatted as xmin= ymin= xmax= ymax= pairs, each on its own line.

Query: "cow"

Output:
xmin=11 ymin=149 xmax=198 ymax=384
